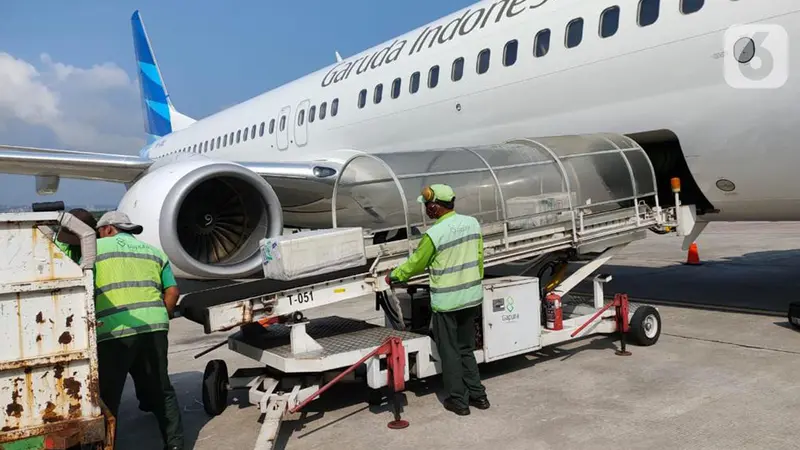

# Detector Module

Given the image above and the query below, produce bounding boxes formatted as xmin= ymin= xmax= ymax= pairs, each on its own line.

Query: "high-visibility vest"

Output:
xmin=54 ymin=239 xmax=80 ymax=264
xmin=94 ymin=233 xmax=170 ymax=343
xmin=424 ymin=213 xmax=484 ymax=312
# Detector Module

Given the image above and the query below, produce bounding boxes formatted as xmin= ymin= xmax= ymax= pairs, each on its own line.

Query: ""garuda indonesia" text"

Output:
xmin=321 ymin=0 xmax=550 ymax=88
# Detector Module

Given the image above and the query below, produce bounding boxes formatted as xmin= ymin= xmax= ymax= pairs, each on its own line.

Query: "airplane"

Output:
xmin=2 ymin=0 xmax=799 ymax=281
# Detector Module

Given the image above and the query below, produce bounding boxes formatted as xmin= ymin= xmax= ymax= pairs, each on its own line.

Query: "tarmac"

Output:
xmin=115 ymin=222 xmax=800 ymax=450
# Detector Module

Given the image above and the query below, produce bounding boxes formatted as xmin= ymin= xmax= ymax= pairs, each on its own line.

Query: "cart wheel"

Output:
xmin=628 ymin=306 xmax=661 ymax=346
xmin=202 ymin=359 xmax=229 ymax=416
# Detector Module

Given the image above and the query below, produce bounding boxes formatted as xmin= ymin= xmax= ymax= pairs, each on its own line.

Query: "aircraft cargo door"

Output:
xmin=277 ymin=105 xmax=291 ymax=151
xmin=295 ymin=99 xmax=310 ymax=147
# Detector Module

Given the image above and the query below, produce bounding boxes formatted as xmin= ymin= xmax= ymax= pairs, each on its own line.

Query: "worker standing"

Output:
xmin=387 ymin=184 xmax=490 ymax=416
xmin=93 ymin=211 xmax=184 ymax=450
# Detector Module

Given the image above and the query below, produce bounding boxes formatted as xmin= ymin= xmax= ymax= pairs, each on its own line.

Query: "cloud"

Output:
xmin=0 ymin=51 xmax=144 ymax=154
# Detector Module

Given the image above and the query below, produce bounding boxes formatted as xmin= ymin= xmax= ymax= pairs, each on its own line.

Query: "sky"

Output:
xmin=0 ymin=0 xmax=473 ymax=206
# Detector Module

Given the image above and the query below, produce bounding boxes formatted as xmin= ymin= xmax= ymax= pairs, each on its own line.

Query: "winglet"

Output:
xmin=335 ymin=51 xmax=343 ymax=62
xmin=131 ymin=10 xmax=195 ymax=144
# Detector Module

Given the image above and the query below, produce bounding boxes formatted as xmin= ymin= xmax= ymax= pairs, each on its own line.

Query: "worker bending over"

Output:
xmin=93 ymin=211 xmax=184 ymax=450
xmin=52 ymin=208 xmax=97 ymax=264
xmin=388 ymin=184 xmax=490 ymax=416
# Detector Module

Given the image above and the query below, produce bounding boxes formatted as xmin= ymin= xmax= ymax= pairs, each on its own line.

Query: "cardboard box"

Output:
xmin=260 ymin=228 xmax=367 ymax=280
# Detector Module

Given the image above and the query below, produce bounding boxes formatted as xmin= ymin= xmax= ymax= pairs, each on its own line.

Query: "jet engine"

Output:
xmin=117 ymin=158 xmax=283 ymax=279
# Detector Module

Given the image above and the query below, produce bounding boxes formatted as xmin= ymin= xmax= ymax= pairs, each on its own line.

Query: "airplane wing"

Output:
xmin=0 ymin=144 xmax=152 ymax=183
xmin=0 ymin=144 xmax=342 ymax=188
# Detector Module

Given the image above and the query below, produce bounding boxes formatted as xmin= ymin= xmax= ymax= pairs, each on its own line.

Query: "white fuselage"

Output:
xmin=144 ymin=0 xmax=800 ymax=223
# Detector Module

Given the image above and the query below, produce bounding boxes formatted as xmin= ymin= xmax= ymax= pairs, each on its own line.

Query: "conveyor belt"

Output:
xmin=184 ymin=201 xmax=682 ymax=334
xmin=233 ymin=316 xmax=425 ymax=360
xmin=179 ymin=260 xmax=375 ymax=325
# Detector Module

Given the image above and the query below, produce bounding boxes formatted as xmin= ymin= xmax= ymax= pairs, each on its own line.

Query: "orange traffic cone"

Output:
xmin=685 ymin=242 xmax=702 ymax=265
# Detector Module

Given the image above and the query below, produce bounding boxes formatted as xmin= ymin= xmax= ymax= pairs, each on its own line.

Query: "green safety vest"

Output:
xmin=54 ymin=238 xmax=80 ymax=264
xmin=424 ymin=213 xmax=484 ymax=312
xmin=94 ymin=234 xmax=170 ymax=343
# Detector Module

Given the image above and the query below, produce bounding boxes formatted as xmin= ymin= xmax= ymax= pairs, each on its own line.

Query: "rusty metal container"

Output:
xmin=0 ymin=212 xmax=104 ymax=447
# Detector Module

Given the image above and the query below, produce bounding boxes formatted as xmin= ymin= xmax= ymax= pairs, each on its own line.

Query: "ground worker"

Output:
xmin=387 ymin=184 xmax=490 ymax=416
xmin=49 ymin=209 xmax=154 ymax=414
xmin=53 ymin=208 xmax=97 ymax=264
xmin=93 ymin=211 xmax=184 ymax=450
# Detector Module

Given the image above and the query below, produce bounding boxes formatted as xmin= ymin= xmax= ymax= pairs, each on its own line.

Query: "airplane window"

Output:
xmin=638 ymin=0 xmax=659 ymax=26
xmin=428 ymin=65 xmax=439 ymax=88
xmin=534 ymin=29 xmax=550 ymax=57
xmin=280 ymin=115 xmax=286 ymax=131
xmin=358 ymin=89 xmax=367 ymax=108
xmin=392 ymin=77 xmax=402 ymax=98
xmin=332 ymin=98 xmax=339 ymax=116
xmin=298 ymin=110 xmax=305 ymax=126
xmin=251 ymin=124 xmax=256 ymax=139
xmin=243 ymin=127 xmax=249 ymax=141
xmin=320 ymin=102 xmax=327 ymax=119
xmin=477 ymin=49 xmax=490 ymax=74
xmin=204 ymin=141 xmax=209 ymax=152
xmin=374 ymin=84 xmax=383 ymax=104
xmin=410 ymin=72 xmax=420 ymax=94
xmin=680 ymin=0 xmax=703 ymax=14
xmin=309 ymin=105 xmax=316 ymax=122
xmin=229 ymin=132 xmax=234 ymax=143
xmin=210 ymin=139 xmax=215 ymax=151
xmin=193 ymin=144 xmax=197 ymax=152
xmin=269 ymin=119 xmax=275 ymax=134
xmin=566 ymin=18 xmax=584 ymax=48
xmin=236 ymin=130 xmax=241 ymax=143
xmin=216 ymin=136 xmax=221 ymax=148
xmin=259 ymin=121 xmax=265 ymax=136
xmin=452 ymin=57 xmax=464 ymax=81
xmin=223 ymin=135 xmax=228 ymax=147
xmin=600 ymin=6 xmax=620 ymax=38
xmin=504 ymin=40 xmax=518 ymax=66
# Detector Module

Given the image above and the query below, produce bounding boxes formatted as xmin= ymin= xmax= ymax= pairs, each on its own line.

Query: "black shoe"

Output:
xmin=469 ymin=396 xmax=490 ymax=410
xmin=443 ymin=398 xmax=470 ymax=416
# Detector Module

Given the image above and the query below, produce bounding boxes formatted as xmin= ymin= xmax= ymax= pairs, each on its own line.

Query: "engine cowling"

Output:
xmin=117 ymin=158 xmax=283 ymax=279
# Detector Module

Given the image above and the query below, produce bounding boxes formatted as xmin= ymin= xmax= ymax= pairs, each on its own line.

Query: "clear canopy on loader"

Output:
xmin=331 ymin=133 xmax=659 ymax=240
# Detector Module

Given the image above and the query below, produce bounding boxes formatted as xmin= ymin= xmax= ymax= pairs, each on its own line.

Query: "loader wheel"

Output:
xmin=202 ymin=359 xmax=229 ymax=416
xmin=628 ymin=306 xmax=661 ymax=346
xmin=788 ymin=302 xmax=800 ymax=330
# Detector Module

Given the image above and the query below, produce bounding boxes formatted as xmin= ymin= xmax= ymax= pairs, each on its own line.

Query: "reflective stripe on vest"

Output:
xmin=94 ymin=234 xmax=170 ymax=342
xmin=425 ymin=213 xmax=484 ymax=312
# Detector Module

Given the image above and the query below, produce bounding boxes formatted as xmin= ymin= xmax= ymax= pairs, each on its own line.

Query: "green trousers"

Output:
xmin=431 ymin=306 xmax=487 ymax=408
xmin=97 ymin=330 xmax=184 ymax=450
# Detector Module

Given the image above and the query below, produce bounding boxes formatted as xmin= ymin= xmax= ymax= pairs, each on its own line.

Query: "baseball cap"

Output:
xmin=417 ymin=184 xmax=456 ymax=204
xmin=96 ymin=211 xmax=143 ymax=235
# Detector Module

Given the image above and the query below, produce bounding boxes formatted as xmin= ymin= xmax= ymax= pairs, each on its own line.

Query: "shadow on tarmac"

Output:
xmin=568 ymin=249 xmax=800 ymax=314
xmin=115 ymin=370 xmax=214 ymax=450
xmin=270 ymin=335 xmax=624 ymax=448
xmin=483 ymin=249 xmax=800 ymax=315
